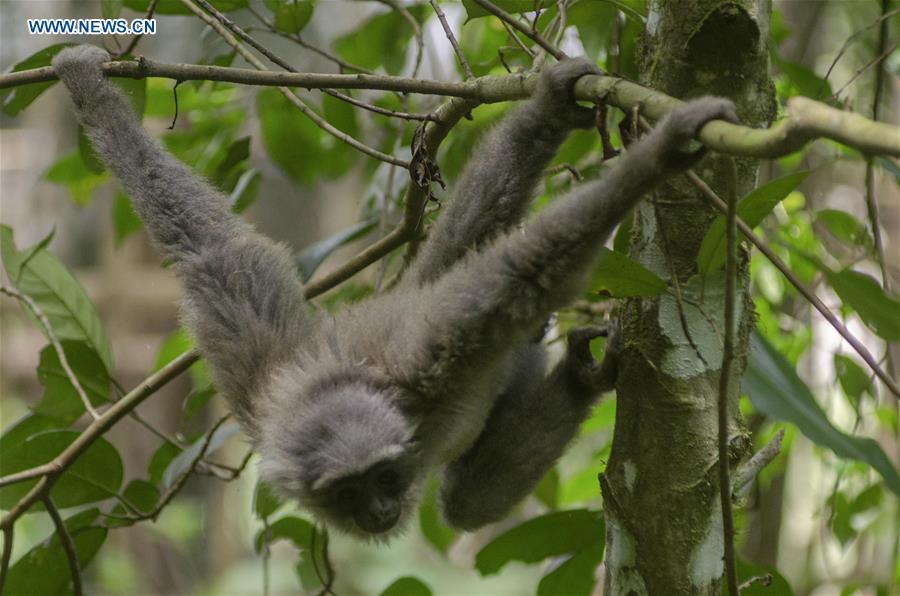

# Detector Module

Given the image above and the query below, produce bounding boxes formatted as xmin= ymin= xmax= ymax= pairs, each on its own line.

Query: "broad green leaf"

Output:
xmin=182 ymin=386 xmax=217 ymax=423
xmin=1 ymin=44 xmax=74 ymax=116
xmin=35 ymin=341 xmax=111 ymax=424
xmin=4 ymin=511 xmax=107 ymax=596
xmin=587 ymin=248 xmax=666 ymax=298
xmin=743 ymin=332 xmax=900 ymax=495
xmin=162 ymin=422 xmax=240 ymax=487
xmin=102 ymin=0 xmax=123 ymax=18
xmin=334 ymin=6 xmax=427 ymax=75
xmin=826 ymin=268 xmax=900 ymax=340
xmin=537 ymin=538 xmax=604 ymax=596
xmin=257 ymin=88 xmax=328 ymax=185
xmin=112 ymin=76 xmax=147 ymax=118
xmin=45 ymin=150 xmax=108 ymax=206
xmin=148 ymin=441 xmax=180 ymax=485
xmin=0 ymin=430 xmax=123 ymax=509
xmin=417 ymin=478 xmax=455 ymax=554
xmin=697 ymin=172 xmax=809 ymax=273
xmin=816 ymin=209 xmax=872 ymax=249
xmin=254 ymin=481 xmax=284 ymax=520
xmin=322 ymin=92 xmax=360 ymax=138
xmin=265 ymin=0 xmax=314 ymax=34
xmin=0 ymin=413 xmax=58 ymax=455
xmin=112 ymin=191 xmax=143 ymax=245
xmin=154 ymin=327 xmax=193 ymax=371
xmin=214 ymin=136 xmax=251 ymax=184
xmin=476 ymin=509 xmax=603 ymax=575
xmin=772 ymin=53 xmax=832 ymax=98
xmin=122 ymin=479 xmax=161 ymax=514
xmin=380 ymin=576 xmax=433 ymax=596
xmin=123 ymin=0 xmax=247 ymax=14
xmin=0 ymin=226 xmax=112 ymax=370
xmin=533 ymin=468 xmax=559 ymax=509
xmin=297 ymin=218 xmax=378 ymax=281
xmin=254 ymin=515 xmax=315 ymax=553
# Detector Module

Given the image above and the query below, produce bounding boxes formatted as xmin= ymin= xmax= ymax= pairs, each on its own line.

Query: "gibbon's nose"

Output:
xmin=357 ymin=498 xmax=401 ymax=534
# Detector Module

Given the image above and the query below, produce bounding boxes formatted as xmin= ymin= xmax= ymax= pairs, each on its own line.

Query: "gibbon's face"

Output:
xmin=314 ymin=456 xmax=417 ymax=535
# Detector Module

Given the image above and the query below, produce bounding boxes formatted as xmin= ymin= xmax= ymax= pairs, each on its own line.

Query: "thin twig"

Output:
xmin=0 ymin=285 xmax=99 ymax=420
xmin=833 ymin=42 xmax=898 ymax=100
xmin=430 ymin=0 xmax=474 ymax=79
xmin=470 ymin=0 xmax=566 ymax=59
xmin=184 ymin=0 xmax=407 ymax=167
xmin=114 ymin=0 xmax=161 ymax=57
xmin=43 ymin=495 xmax=83 ymax=596
xmin=0 ymin=527 xmax=12 ymax=595
xmin=0 ymin=351 xmax=197 ymax=532
xmin=733 ymin=429 xmax=785 ymax=492
xmin=820 ymin=7 xmax=900 ymax=97
xmin=718 ymin=158 xmax=739 ymax=596
xmin=738 ymin=574 xmax=773 ymax=590
xmin=501 ymin=20 xmax=537 ymax=59
xmin=685 ymin=171 xmax=900 ymax=400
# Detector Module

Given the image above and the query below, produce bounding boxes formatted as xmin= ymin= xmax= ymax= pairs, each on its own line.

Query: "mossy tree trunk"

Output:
xmin=601 ymin=1 xmax=775 ymax=594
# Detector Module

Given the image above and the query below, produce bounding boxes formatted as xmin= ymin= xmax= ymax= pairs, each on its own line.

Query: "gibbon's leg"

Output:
xmin=441 ymin=328 xmax=617 ymax=529
xmin=407 ymin=58 xmax=600 ymax=285
xmin=52 ymin=46 xmax=309 ymax=431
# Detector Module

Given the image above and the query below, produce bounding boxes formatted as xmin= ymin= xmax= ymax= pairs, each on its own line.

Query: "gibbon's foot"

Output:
xmin=536 ymin=57 xmax=603 ymax=130
xmin=659 ymin=96 xmax=740 ymax=168
xmin=565 ymin=324 xmax=619 ymax=395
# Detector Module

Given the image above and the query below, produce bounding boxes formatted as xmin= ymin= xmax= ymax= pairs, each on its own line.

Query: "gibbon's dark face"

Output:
xmin=317 ymin=457 xmax=416 ymax=535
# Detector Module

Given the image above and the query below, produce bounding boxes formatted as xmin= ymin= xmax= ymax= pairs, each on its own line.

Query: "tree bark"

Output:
xmin=601 ymin=1 xmax=775 ymax=593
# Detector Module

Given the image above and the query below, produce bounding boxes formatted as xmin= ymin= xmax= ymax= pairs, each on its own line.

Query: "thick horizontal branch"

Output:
xmin=3 ymin=60 xmax=898 ymax=158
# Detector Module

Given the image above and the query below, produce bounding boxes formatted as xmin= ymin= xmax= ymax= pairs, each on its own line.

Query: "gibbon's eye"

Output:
xmin=337 ymin=486 xmax=358 ymax=507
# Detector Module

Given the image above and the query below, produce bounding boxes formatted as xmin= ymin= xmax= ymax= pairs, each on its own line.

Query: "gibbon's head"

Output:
xmin=257 ymin=380 xmax=421 ymax=539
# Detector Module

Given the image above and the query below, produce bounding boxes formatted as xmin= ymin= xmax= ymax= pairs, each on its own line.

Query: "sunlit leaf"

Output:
xmin=697 ymin=172 xmax=808 ymax=273
xmin=476 ymin=509 xmax=603 ymax=575
xmin=265 ymin=0 xmax=314 ymax=35
xmin=380 ymin=576 xmax=433 ymax=596
xmin=418 ymin=478 xmax=455 ymax=554
xmin=254 ymin=481 xmax=284 ymax=521
xmin=334 ymin=6 xmax=426 ymax=74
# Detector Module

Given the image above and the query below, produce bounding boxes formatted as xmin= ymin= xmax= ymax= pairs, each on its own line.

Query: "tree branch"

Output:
xmin=6 ymin=60 xmax=897 ymax=158
xmin=470 ymin=0 xmax=566 ymax=59
xmin=430 ymin=0 xmax=474 ymax=79
xmin=43 ymin=495 xmax=83 ymax=596
xmin=733 ymin=429 xmax=786 ymax=493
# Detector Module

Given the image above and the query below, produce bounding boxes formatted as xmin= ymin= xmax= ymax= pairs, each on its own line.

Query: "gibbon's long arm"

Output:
xmin=408 ymin=97 xmax=739 ymax=389
xmin=408 ymin=59 xmax=600 ymax=285
xmin=53 ymin=46 xmax=307 ymax=431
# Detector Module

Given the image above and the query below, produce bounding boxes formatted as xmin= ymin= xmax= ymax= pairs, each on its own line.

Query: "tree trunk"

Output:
xmin=601 ymin=1 xmax=775 ymax=594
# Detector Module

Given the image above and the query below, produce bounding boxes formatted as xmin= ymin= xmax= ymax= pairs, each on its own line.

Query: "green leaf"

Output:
xmin=697 ymin=172 xmax=809 ymax=273
xmin=1 ymin=44 xmax=74 ymax=116
xmin=112 ymin=191 xmax=143 ymax=245
xmin=833 ymin=354 xmax=872 ymax=407
xmin=380 ymin=576 xmax=433 ymax=596
xmin=533 ymin=468 xmax=559 ymax=509
xmin=537 ymin=538 xmax=604 ymax=596
xmin=102 ymin=0 xmax=123 ymax=18
xmin=417 ymin=478 xmax=455 ymax=554
xmin=772 ymin=53 xmax=832 ymax=98
xmin=35 ymin=341 xmax=111 ymax=424
xmin=462 ymin=0 xmax=555 ymax=19
xmin=154 ymin=327 xmax=193 ymax=371
xmin=0 ymin=226 xmax=113 ymax=370
xmin=123 ymin=0 xmax=247 ymax=14
xmin=112 ymin=74 xmax=147 ymax=118
xmin=0 ymin=430 xmax=124 ymax=509
xmin=254 ymin=515 xmax=315 ymax=553
xmin=0 ymin=413 xmax=57 ymax=456
xmin=334 ymin=6 xmax=426 ymax=74
xmin=45 ymin=150 xmax=108 ymax=206
xmin=182 ymin=386 xmax=217 ymax=423
xmin=476 ymin=509 xmax=603 ymax=576
xmin=148 ymin=442 xmax=180 ymax=485
xmin=254 ymin=481 xmax=284 ymax=520
xmin=816 ymin=209 xmax=872 ymax=249
xmin=265 ymin=0 xmax=314 ymax=34
xmin=733 ymin=559 xmax=793 ymax=595
xmin=587 ymin=248 xmax=666 ymax=298
xmin=825 ymin=268 xmax=900 ymax=340
xmin=296 ymin=218 xmax=378 ymax=282
xmin=4 ymin=512 xmax=107 ymax=596
xmin=257 ymin=88 xmax=327 ymax=185
xmin=743 ymin=331 xmax=900 ymax=495
xmin=78 ymin=126 xmax=106 ymax=174
xmin=322 ymin=92 xmax=360 ymax=138
xmin=214 ymin=136 xmax=251 ymax=184
xmin=875 ymin=156 xmax=900 ymax=183
xmin=122 ymin=479 xmax=161 ymax=514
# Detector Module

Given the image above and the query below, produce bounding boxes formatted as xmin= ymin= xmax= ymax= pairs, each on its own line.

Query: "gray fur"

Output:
xmin=53 ymin=46 xmax=738 ymax=538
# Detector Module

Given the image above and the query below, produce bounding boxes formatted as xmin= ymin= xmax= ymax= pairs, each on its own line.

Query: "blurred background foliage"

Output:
xmin=0 ymin=0 xmax=897 ymax=594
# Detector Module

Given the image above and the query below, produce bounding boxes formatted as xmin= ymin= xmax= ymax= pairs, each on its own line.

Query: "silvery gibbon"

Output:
xmin=53 ymin=45 xmax=737 ymax=538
